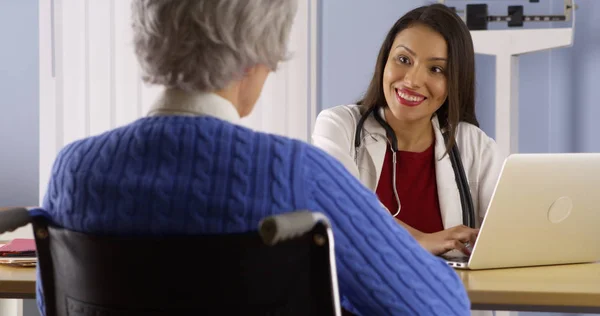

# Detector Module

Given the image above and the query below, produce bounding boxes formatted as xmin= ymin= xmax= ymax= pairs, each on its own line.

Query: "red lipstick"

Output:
xmin=395 ymin=88 xmax=426 ymax=107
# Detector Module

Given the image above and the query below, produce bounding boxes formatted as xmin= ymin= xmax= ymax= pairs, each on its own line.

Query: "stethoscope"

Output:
xmin=353 ymin=106 xmax=476 ymax=229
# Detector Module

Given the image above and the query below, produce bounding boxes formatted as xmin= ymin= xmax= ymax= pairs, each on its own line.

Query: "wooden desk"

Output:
xmin=3 ymin=263 xmax=600 ymax=310
xmin=0 ymin=207 xmax=33 ymax=211
xmin=0 ymin=207 xmax=37 ymax=299
xmin=0 ymin=264 xmax=36 ymax=299
xmin=2 ymin=207 xmax=599 ymax=310
xmin=458 ymin=263 xmax=600 ymax=313
xmin=0 ymin=236 xmax=36 ymax=299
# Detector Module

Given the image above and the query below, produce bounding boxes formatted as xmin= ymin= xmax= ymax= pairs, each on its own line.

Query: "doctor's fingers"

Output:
xmin=445 ymin=239 xmax=472 ymax=255
xmin=450 ymin=224 xmax=479 ymax=234
xmin=449 ymin=227 xmax=479 ymax=244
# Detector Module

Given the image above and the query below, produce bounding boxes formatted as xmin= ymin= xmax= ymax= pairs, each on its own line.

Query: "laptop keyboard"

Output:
xmin=442 ymin=255 xmax=469 ymax=263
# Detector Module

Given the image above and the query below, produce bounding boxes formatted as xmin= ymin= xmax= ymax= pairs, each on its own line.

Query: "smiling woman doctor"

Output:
xmin=312 ymin=4 xmax=505 ymax=256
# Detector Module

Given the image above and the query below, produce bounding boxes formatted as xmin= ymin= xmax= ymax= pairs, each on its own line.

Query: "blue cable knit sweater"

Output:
xmin=39 ymin=115 xmax=469 ymax=315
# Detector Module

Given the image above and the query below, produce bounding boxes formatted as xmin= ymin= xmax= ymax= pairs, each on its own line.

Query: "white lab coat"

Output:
xmin=312 ymin=104 xmax=505 ymax=229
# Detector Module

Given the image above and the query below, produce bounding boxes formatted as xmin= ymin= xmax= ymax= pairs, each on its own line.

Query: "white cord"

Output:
xmin=391 ymin=151 xmax=401 ymax=217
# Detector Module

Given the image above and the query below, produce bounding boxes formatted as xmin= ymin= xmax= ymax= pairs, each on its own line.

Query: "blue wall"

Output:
xmin=0 ymin=0 xmax=39 ymax=206
xmin=0 ymin=0 xmax=40 ymax=314
xmin=568 ymin=0 xmax=600 ymax=153
xmin=318 ymin=0 xmax=426 ymax=111
xmin=319 ymin=0 xmax=600 ymax=154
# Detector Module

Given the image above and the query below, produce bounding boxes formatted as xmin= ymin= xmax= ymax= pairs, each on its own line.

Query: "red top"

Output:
xmin=375 ymin=142 xmax=444 ymax=234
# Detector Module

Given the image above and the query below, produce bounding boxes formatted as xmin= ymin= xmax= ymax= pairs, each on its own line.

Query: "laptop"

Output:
xmin=443 ymin=153 xmax=600 ymax=270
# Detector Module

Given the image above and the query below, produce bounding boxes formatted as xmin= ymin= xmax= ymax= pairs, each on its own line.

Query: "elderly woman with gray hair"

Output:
xmin=38 ymin=1 xmax=470 ymax=315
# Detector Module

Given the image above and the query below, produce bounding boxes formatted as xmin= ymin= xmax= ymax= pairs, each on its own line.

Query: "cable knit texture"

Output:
xmin=38 ymin=116 xmax=470 ymax=316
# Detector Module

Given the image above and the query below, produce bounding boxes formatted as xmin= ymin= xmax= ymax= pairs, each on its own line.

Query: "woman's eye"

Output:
xmin=431 ymin=66 xmax=444 ymax=73
xmin=397 ymin=56 xmax=410 ymax=64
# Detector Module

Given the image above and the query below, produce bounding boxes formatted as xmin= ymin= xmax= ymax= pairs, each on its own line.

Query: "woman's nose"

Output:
xmin=403 ymin=66 xmax=425 ymax=89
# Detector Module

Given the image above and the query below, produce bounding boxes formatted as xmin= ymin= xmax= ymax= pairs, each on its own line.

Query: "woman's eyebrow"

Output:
xmin=395 ymin=44 xmax=447 ymax=61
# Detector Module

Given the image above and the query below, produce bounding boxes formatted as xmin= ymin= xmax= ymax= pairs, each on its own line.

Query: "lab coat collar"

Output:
xmin=147 ymin=89 xmax=241 ymax=124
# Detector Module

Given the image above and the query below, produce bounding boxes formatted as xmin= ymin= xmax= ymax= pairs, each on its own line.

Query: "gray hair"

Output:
xmin=131 ymin=0 xmax=298 ymax=92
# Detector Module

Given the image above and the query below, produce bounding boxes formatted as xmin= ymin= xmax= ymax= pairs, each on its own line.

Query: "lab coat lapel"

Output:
xmin=432 ymin=116 xmax=463 ymax=229
xmin=361 ymin=107 xmax=388 ymax=190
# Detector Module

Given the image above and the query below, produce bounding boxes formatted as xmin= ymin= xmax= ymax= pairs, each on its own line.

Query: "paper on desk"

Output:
xmin=0 ymin=257 xmax=36 ymax=267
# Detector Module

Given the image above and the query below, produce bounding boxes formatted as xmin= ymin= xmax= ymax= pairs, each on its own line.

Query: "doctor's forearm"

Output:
xmin=394 ymin=218 xmax=424 ymax=239
xmin=381 ymin=202 xmax=424 ymax=239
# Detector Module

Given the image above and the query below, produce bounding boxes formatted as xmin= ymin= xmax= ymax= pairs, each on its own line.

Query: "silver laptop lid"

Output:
xmin=468 ymin=153 xmax=600 ymax=270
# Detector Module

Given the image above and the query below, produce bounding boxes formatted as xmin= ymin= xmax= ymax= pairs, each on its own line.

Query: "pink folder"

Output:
xmin=0 ymin=239 xmax=36 ymax=257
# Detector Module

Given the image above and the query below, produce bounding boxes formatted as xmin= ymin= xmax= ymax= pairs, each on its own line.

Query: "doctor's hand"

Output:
xmin=415 ymin=225 xmax=479 ymax=256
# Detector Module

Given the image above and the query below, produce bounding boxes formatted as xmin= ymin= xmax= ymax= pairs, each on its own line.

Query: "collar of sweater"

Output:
xmin=147 ymin=89 xmax=241 ymax=124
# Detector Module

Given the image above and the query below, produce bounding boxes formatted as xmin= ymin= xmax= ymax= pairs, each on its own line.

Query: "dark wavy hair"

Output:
xmin=358 ymin=4 xmax=478 ymax=152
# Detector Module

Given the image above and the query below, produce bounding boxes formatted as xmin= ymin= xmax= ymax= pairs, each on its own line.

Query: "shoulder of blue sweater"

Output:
xmin=55 ymin=115 xmax=319 ymax=161
xmin=54 ymin=117 xmax=157 ymax=158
